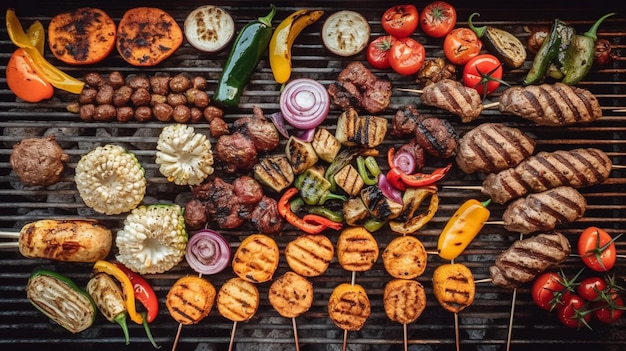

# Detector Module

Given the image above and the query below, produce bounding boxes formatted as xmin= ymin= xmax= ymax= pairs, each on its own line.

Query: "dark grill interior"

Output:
xmin=1 ymin=1 xmax=625 ymax=350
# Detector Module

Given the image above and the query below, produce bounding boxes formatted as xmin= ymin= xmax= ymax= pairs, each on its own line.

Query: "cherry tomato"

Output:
xmin=576 ymin=276 xmax=608 ymax=302
xmin=381 ymin=5 xmax=419 ymax=38
xmin=531 ymin=272 xmax=572 ymax=311
xmin=443 ymin=28 xmax=482 ymax=65
xmin=557 ymin=294 xmax=591 ymax=329
xmin=463 ymin=54 xmax=506 ymax=98
xmin=578 ymin=226 xmax=621 ymax=272
xmin=366 ymin=35 xmax=397 ymax=70
xmin=593 ymin=294 xmax=624 ymax=324
xmin=388 ymin=37 xmax=425 ymax=76
xmin=6 ymin=48 xmax=54 ymax=103
xmin=419 ymin=1 xmax=456 ymax=38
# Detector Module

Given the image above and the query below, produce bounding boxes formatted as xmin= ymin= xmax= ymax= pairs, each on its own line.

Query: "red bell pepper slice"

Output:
xmin=278 ymin=187 xmax=332 ymax=234
xmin=398 ymin=163 xmax=452 ymax=187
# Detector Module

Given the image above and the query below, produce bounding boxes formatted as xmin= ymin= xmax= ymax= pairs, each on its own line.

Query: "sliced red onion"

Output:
xmin=280 ymin=78 xmax=329 ymax=130
xmin=267 ymin=111 xmax=290 ymax=139
xmin=378 ymin=173 xmax=403 ymax=205
xmin=295 ymin=127 xmax=316 ymax=142
xmin=393 ymin=150 xmax=417 ymax=174
xmin=186 ymin=229 xmax=231 ymax=275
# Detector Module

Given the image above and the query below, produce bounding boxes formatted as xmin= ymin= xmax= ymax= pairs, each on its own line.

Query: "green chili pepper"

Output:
xmin=561 ymin=13 xmax=615 ymax=85
xmin=308 ymin=206 xmax=344 ymax=223
xmin=86 ymin=273 xmax=131 ymax=345
xmin=356 ymin=156 xmax=380 ymax=186
xmin=296 ymin=167 xmax=346 ymax=205
xmin=524 ymin=19 xmax=564 ymax=85
xmin=363 ymin=218 xmax=387 ymax=232
xmin=213 ymin=5 xmax=276 ymax=108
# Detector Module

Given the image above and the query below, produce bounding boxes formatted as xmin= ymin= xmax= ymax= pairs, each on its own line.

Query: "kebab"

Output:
xmin=216 ymin=277 xmax=260 ymax=351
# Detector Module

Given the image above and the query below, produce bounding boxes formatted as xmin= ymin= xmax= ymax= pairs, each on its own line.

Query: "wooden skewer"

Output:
xmin=505 ymin=233 xmax=524 ymax=351
xmin=396 ymin=88 xmax=500 ymax=110
xmin=292 ymin=318 xmax=301 ymax=351
xmin=612 ymin=109 xmax=626 ymax=113
xmin=342 ymin=271 xmax=357 ymax=351
xmin=454 ymin=311 xmax=461 ymax=351
xmin=227 ymin=321 xmax=237 ymax=351
xmin=403 ymin=323 xmax=409 ymax=351
xmin=171 ymin=272 xmax=204 ymax=351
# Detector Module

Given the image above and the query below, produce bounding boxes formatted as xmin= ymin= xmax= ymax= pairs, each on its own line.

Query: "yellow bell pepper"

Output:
xmin=26 ymin=21 xmax=45 ymax=55
xmin=6 ymin=9 xmax=84 ymax=94
xmin=93 ymin=260 xmax=144 ymax=325
xmin=437 ymin=199 xmax=491 ymax=260
xmin=269 ymin=9 xmax=324 ymax=84
xmin=389 ymin=186 xmax=439 ymax=235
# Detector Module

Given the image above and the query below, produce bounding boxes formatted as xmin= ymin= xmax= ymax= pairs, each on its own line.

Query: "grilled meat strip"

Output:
xmin=483 ymin=148 xmax=612 ymax=204
xmin=503 ymin=186 xmax=586 ymax=234
xmin=456 ymin=123 xmax=536 ymax=174
xmin=489 ymin=232 xmax=571 ymax=288
xmin=421 ymin=79 xmax=483 ymax=123
xmin=499 ymin=83 xmax=602 ymax=126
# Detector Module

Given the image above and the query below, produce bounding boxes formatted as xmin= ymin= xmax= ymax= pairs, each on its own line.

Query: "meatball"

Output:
xmin=10 ymin=135 xmax=70 ymax=186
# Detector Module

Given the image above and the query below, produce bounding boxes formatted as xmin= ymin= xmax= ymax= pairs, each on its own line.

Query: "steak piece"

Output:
xmin=455 ymin=123 xmax=536 ymax=174
xmin=421 ymin=79 xmax=483 ymax=123
xmin=414 ymin=116 xmax=458 ymax=159
xmin=503 ymin=186 xmax=586 ymax=234
xmin=483 ymin=148 xmax=612 ymax=204
xmin=499 ymin=83 xmax=602 ymax=126
xmin=489 ymin=232 xmax=570 ymax=288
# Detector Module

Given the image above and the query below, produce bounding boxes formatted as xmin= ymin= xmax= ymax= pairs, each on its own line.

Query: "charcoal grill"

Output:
xmin=1 ymin=1 xmax=625 ymax=350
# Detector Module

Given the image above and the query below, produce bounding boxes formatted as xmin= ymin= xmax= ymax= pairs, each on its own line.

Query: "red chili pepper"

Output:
xmin=113 ymin=262 xmax=159 ymax=323
xmin=398 ymin=163 xmax=452 ymax=187
xmin=302 ymin=214 xmax=343 ymax=231
xmin=386 ymin=167 xmax=408 ymax=191
xmin=278 ymin=187 xmax=330 ymax=234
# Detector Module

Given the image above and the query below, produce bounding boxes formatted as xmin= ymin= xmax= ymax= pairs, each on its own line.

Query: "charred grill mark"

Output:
xmin=531 ymin=154 xmax=572 ymax=188
xmin=552 ymin=152 xmax=589 ymax=186
xmin=555 ymin=84 xmax=583 ymax=123
xmin=417 ymin=123 xmax=446 ymax=156
xmin=539 ymin=86 xmax=566 ymax=124
xmin=522 ymin=89 xmax=544 ymax=118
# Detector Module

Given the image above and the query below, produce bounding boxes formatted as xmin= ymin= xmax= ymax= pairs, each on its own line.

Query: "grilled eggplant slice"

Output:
xmin=285 ymin=136 xmax=318 ymax=174
xmin=312 ymin=127 xmax=342 ymax=163
xmin=253 ymin=154 xmax=294 ymax=192
xmin=335 ymin=108 xmax=387 ymax=148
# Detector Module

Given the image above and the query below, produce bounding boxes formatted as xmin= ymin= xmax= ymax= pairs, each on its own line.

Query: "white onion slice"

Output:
xmin=186 ymin=229 xmax=231 ymax=275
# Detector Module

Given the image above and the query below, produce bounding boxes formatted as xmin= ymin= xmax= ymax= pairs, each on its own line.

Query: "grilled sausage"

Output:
xmin=503 ymin=186 xmax=587 ymax=234
xmin=328 ymin=283 xmax=371 ymax=331
xmin=383 ymin=279 xmax=427 ymax=324
xmin=268 ymin=271 xmax=314 ymax=318
xmin=483 ymin=148 xmax=612 ymax=204
xmin=232 ymin=234 xmax=279 ymax=283
xmin=382 ymin=236 xmax=428 ymax=279
xmin=285 ymin=234 xmax=334 ymax=277
xmin=216 ymin=277 xmax=259 ymax=322
xmin=499 ymin=83 xmax=602 ymax=126
xmin=455 ymin=123 xmax=536 ymax=174
xmin=432 ymin=263 xmax=475 ymax=313
xmin=18 ymin=219 xmax=112 ymax=263
xmin=336 ymin=227 xmax=379 ymax=272
xmin=421 ymin=79 xmax=483 ymax=123
xmin=166 ymin=276 xmax=216 ymax=325
xmin=489 ymin=232 xmax=571 ymax=288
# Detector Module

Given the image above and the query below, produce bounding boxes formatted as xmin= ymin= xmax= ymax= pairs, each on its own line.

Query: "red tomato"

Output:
xmin=443 ymin=28 xmax=482 ymax=65
xmin=531 ymin=272 xmax=572 ymax=311
xmin=557 ymin=294 xmax=591 ymax=329
xmin=593 ymin=294 xmax=624 ymax=324
xmin=6 ymin=48 xmax=54 ymax=103
xmin=419 ymin=1 xmax=456 ymax=38
xmin=381 ymin=5 xmax=419 ymax=38
xmin=578 ymin=226 xmax=620 ymax=272
xmin=463 ymin=54 xmax=505 ymax=97
xmin=576 ymin=276 xmax=608 ymax=302
xmin=366 ymin=35 xmax=397 ymax=69
xmin=388 ymin=37 xmax=425 ymax=75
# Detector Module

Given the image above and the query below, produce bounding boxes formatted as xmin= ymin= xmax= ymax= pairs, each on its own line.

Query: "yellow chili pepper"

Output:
xmin=93 ymin=260 xmax=143 ymax=325
xmin=269 ymin=9 xmax=324 ymax=84
xmin=26 ymin=21 xmax=45 ymax=55
xmin=437 ymin=199 xmax=491 ymax=260
xmin=6 ymin=9 xmax=84 ymax=94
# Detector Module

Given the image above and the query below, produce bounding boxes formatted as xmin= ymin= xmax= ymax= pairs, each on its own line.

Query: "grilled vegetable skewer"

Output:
xmin=217 ymin=277 xmax=260 ymax=351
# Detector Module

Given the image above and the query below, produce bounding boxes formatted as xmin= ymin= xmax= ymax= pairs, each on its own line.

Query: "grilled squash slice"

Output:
xmin=311 ymin=127 xmax=341 ymax=163
xmin=166 ymin=275 xmax=216 ymax=325
xmin=216 ymin=277 xmax=259 ymax=322
xmin=328 ymin=283 xmax=371 ymax=331
xmin=268 ymin=271 xmax=314 ymax=318
xmin=335 ymin=108 xmax=387 ymax=148
xmin=285 ymin=136 xmax=318 ymax=174
xmin=253 ymin=154 xmax=294 ymax=192
xmin=383 ymin=278 xmax=427 ymax=324
xmin=232 ymin=234 xmax=280 ymax=283
xmin=382 ymin=235 xmax=428 ymax=279
xmin=432 ymin=263 xmax=475 ymax=313
xmin=334 ymin=164 xmax=364 ymax=196
xmin=336 ymin=226 xmax=379 ymax=272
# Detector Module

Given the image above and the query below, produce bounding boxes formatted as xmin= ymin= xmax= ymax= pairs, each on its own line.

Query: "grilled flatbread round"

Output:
xmin=166 ymin=275 xmax=216 ymax=325
xmin=285 ymin=234 xmax=334 ymax=277
xmin=216 ymin=277 xmax=260 ymax=322
xmin=232 ymin=234 xmax=279 ymax=283
xmin=268 ymin=271 xmax=314 ymax=318
xmin=336 ymin=227 xmax=379 ymax=272
xmin=328 ymin=283 xmax=371 ymax=331
xmin=432 ymin=263 xmax=475 ymax=313
xmin=382 ymin=235 xmax=427 ymax=279
xmin=383 ymin=278 xmax=427 ymax=324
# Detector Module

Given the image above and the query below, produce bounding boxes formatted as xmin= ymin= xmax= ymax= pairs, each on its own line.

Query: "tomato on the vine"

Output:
xmin=532 ymin=271 xmax=575 ymax=311
xmin=462 ymin=54 xmax=508 ymax=98
xmin=443 ymin=27 xmax=482 ymax=65
xmin=557 ymin=294 xmax=592 ymax=329
xmin=576 ymin=276 xmax=608 ymax=302
xmin=593 ymin=293 xmax=624 ymax=324
xmin=578 ymin=226 xmax=622 ymax=272
xmin=6 ymin=48 xmax=54 ymax=103
xmin=388 ymin=37 xmax=425 ymax=75
xmin=381 ymin=5 xmax=419 ymax=38
xmin=366 ymin=35 xmax=397 ymax=70
xmin=419 ymin=1 xmax=456 ymax=38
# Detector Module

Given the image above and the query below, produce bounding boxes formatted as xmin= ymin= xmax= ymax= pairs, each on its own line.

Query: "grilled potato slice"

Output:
xmin=432 ymin=263 xmax=475 ymax=313
xmin=166 ymin=276 xmax=216 ymax=325
xmin=312 ymin=127 xmax=341 ymax=163
xmin=336 ymin=227 xmax=379 ymax=272
xmin=285 ymin=234 xmax=334 ymax=277
xmin=216 ymin=277 xmax=259 ymax=322
xmin=342 ymin=197 xmax=370 ymax=226
xmin=253 ymin=154 xmax=295 ymax=192
xmin=335 ymin=108 xmax=387 ymax=148
xmin=268 ymin=271 xmax=314 ymax=318
xmin=334 ymin=164 xmax=364 ymax=196
xmin=232 ymin=234 xmax=280 ymax=283
xmin=285 ymin=136 xmax=319 ymax=174
xmin=382 ymin=236 xmax=428 ymax=279
xmin=328 ymin=283 xmax=371 ymax=331
xmin=383 ymin=279 xmax=427 ymax=324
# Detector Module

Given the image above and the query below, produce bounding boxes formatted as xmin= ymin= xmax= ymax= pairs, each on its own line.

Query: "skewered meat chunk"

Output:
xmin=499 ymin=83 xmax=602 ymax=126
xmin=414 ymin=116 xmax=458 ymax=158
xmin=421 ymin=79 xmax=483 ymax=123
xmin=455 ymin=123 xmax=536 ymax=174
xmin=503 ymin=186 xmax=586 ymax=234
xmin=483 ymin=148 xmax=612 ymax=204
xmin=489 ymin=232 xmax=570 ymax=289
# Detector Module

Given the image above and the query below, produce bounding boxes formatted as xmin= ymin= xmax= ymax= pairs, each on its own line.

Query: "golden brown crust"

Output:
xmin=336 ymin=227 xmax=379 ymax=272
xmin=166 ymin=276 xmax=216 ymax=325
xmin=216 ymin=277 xmax=259 ymax=322
xmin=432 ymin=263 xmax=475 ymax=313
xmin=268 ymin=272 xmax=314 ymax=318
xmin=383 ymin=279 xmax=427 ymax=324
xmin=232 ymin=234 xmax=279 ymax=283
xmin=328 ymin=283 xmax=371 ymax=331
xmin=285 ymin=234 xmax=334 ymax=277
xmin=382 ymin=236 xmax=427 ymax=279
